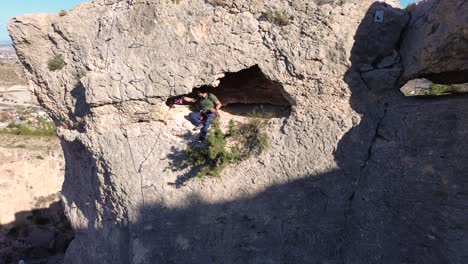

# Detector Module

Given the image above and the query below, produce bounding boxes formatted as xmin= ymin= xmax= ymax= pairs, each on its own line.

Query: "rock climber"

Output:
xmin=182 ymin=87 xmax=222 ymax=141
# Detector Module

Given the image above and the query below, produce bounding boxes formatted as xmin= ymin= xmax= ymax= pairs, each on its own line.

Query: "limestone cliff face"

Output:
xmin=8 ymin=0 xmax=468 ymax=263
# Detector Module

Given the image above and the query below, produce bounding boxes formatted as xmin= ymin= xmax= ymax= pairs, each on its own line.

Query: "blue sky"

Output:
xmin=0 ymin=0 xmax=416 ymax=43
xmin=0 ymin=0 xmax=91 ymax=43
xmin=400 ymin=0 xmax=416 ymax=7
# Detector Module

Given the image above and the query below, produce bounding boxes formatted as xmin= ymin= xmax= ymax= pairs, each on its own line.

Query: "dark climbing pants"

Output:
xmin=188 ymin=111 xmax=217 ymax=140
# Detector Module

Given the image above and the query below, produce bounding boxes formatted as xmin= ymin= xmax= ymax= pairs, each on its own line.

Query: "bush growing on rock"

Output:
xmin=274 ymin=9 xmax=290 ymax=26
xmin=47 ymin=54 xmax=65 ymax=71
xmin=182 ymin=116 xmax=270 ymax=178
xmin=236 ymin=117 xmax=269 ymax=159
xmin=227 ymin=119 xmax=237 ymax=138
xmin=428 ymin=84 xmax=467 ymax=96
xmin=262 ymin=8 xmax=290 ymax=26
xmin=183 ymin=119 xmax=239 ymax=178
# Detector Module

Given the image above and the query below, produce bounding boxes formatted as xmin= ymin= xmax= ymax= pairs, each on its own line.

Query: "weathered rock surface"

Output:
xmin=342 ymin=95 xmax=468 ymax=264
xmin=361 ymin=66 xmax=402 ymax=92
xmin=7 ymin=0 xmax=468 ymax=263
xmin=400 ymin=0 xmax=468 ymax=83
xmin=350 ymin=2 xmax=408 ymax=67
xmin=351 ymin=3 xmax=408 ymax=93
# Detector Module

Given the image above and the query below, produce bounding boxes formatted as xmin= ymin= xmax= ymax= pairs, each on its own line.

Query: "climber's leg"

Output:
xmin=199 ymin=113 xmax=216 ymax=141
xmin=188 ymin=111 xmax=201 ymax=126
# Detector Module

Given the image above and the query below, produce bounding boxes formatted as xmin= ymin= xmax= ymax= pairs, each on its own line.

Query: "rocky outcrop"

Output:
xmin=400 ymin=0 xmax=468 ymax=83
xmin=8 ymin=0 xmax=468 ymax=263
xmin=351 ymin=4 xmax=409 ymax=92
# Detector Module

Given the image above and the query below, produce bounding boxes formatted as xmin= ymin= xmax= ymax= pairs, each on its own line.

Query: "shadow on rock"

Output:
xmin=69 ymin=82 xmax=91 ymax=132
xmin=0 ymin=201 xmax=74 ymax=264
xmin=68 ymin=169 xmax=349 ymax=264
xmin=337 ymin=1 xmax=468 ymax=263
xmin=165 ymin=145 xmax=202 ymax=189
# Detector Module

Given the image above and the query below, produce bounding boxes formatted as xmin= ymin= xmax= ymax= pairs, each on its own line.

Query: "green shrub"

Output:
xmin=0 ymin=121 xmax=56 ymax=136
xmin=59 ymin=10 xmax=67 ymax=17
xmin=48 ymin=54 xmax=65 ymax=71
xmin=15 ymin=144 xmax=26 ymax=148
xmin=429 ymin=84 xmax=456 ymax=96
xmin=227 ymin=119 xmax=238 ymax=138
xmin=182 ymin=119 xmax=239 ymax=178
xmin=7 ymin=122 xmax=18 ymax=129
xmin=181 ymin=116 xmax=270 ymax=178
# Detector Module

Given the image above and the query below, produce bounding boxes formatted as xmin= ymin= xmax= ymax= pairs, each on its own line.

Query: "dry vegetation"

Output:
xmin=47 ymin=54 xmax=65 ymax=71
xmin=209 ymin=0 xmax=227 ymax=6
xmin=262 ymin=8 xmax=290 ymax=26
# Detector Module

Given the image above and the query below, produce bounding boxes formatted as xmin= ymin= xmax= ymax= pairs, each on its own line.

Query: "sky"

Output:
xmin=400 ymin=0 xmax=416 ymax=7
xmin=0 ymin=0 xmax=416 ymax=43
xmin=0 ymin=0 xmax=91 ymax=43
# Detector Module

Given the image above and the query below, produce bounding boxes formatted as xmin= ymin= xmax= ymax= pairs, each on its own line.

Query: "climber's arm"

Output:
xmin=210 ymin=100 xmax=222 ymax=113
xmin=183 ymin=96 xmax=196 ymax=103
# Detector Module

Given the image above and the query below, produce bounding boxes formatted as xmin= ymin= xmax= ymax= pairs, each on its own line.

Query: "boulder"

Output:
xmin=350 ymin=2 xmax=409 ymax=67
xmin=400 ymin=0 xmax=468 ymax=83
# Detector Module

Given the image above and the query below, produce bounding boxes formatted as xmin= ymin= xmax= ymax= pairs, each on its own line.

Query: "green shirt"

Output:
xmin=198 ymin=93 xmax=219 ymax=111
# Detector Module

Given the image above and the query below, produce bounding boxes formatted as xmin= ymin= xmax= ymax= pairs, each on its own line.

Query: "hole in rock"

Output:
xmin=166 ymin=65 xmax=291 ymax=119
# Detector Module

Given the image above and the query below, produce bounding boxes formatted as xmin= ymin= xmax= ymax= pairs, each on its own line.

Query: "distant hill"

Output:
xmin=0 ymin=61 xmax=26 ymax=87
xmin=0 ymin=45 xmax=18 ymax=62
xmin=0 ymin=42 xmax=12 ymax=47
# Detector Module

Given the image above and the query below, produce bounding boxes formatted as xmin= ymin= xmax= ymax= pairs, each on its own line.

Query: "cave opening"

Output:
xmin=167 ymin=65 xmax=291 ymax=118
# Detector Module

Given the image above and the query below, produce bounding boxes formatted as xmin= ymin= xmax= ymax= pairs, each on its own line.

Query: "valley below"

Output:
xmin=0 ymin=45 xmax=72 ymax=264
